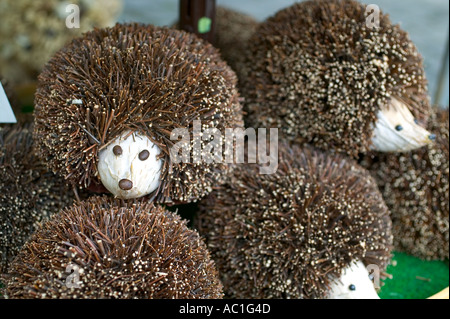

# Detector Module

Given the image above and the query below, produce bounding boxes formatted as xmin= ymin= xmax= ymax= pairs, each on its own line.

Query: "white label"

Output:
xmin=0 ymin=81 xmax=17 ymax=123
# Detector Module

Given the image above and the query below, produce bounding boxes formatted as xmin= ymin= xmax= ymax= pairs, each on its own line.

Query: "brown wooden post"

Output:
xmin=179 ymin=0 xmax=216 ymax=44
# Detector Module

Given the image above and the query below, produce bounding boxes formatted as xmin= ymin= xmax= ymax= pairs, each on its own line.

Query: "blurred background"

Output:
xmin=119 ymin=0 xmax=449 ymax=107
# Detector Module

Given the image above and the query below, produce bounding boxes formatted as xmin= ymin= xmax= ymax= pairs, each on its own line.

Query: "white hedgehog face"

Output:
xmin=98 ymin=131 xmax=162 ymax=199
xmin=371 ymin=97 xmax=435 ymax=152
xmin=326 ymin=260 xmax=380 ymax=299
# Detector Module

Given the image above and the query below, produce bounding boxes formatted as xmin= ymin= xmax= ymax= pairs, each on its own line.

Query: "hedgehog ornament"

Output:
xmin=175 ymin=6 xmax=259 ymax=73
xmin=0 ymin=124 xmax=78 ymax=274
xmin=4 ymin=196 xmax=223 ymax=299
xmin=0 ymin=0 xmax=122 ymax=86
xmin=196 ymin=144 xmax=393 ymax=299
xmin=361 ymin=108 xmax=449 ymax=260
xmin=33 ymin=23 xmax=243 ymax=203
xmin=212 ymin=6 xmax=259 ymax=73
xmin=239 ymin=0 xmax=434 ymax=158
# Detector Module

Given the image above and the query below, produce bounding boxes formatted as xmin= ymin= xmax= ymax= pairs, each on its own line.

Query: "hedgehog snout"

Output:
xmin=371 ymin=98 xmax=434 ymax=152
xmin=327 ymin=260 xmax=380 ymax=299
xmin=98 ymin=130 xmax=163 ymax=199
xmin=119 ymin=179 xmax=133 ymax=190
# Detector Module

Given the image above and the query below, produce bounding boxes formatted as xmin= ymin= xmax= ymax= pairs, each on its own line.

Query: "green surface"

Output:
xmin=21 ymin=105 xmax=34 ymax=113
xmin=166 ymin=202 xmax=198 ymax=228
xmin=379 ymin=252 xmax=449 ymax=299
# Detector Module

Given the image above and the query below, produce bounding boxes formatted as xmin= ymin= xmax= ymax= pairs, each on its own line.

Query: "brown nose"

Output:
xmin=119 ymin=179 xmax=133 ymax=190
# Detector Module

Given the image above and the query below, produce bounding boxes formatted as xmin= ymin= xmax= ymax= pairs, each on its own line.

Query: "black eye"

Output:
xmin=113 ymin=145 xmax=122 ymax=156
xmin=349 ymin=284 xmax=356 ymax=291
xmin=395 ymin=125 xmax=403 ymax=131
xmin=139 ymin=150 xmax=150 ymax=161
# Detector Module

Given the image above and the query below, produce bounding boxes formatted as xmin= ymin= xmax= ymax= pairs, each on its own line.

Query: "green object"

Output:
xmin=379 ymin=252 xmax=449 ymax=299
xmin=21 ymin=105 xmax=34 ymax=113
xmin=197 ymin=17 xmax=212 ymax=34
xmin=164 ymin=202 xmax=198 ymax=228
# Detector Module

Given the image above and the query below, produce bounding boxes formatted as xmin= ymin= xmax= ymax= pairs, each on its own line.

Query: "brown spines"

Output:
xmin=4 ymin=196 xmax=223 ymax=299
xmin=33 ymin=23 xmax=243 ymax=204
xmin=213 ymin=6 xmax=259 ymax=72
xmin=361 ymin=108 xmax=449 ymax=260
xmin=239 ymin=0 xmax=430 ymax=158
xmin=0 ymin=124 xmax=76 ymax=274
xmin=196 ymin=144 xmax=392 ymax=299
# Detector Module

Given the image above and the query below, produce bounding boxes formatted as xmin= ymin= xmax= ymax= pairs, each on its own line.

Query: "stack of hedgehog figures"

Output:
xmin=1 ymin=22 xmax=242 ymax=299
xmin=198 ymin=0 xmax=448 ymax=299
xmin=0 ymin=0 xmax=448 ymax=300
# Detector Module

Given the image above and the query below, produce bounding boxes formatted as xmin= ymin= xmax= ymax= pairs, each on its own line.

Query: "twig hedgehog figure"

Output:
xmin=0 ymin=124 xmax=77 ymax=274
xmin=0 ymin=0 xmax=122 ymax=85
xmin=361 ymin=108 xmax=449 ymax=260
xmin=33 ymin=23 xmax=243 ymax=203
xmin=213 ymin=6 xmax=259 ymax=73
xmin=239 ymin=0 xmax=435 ymax=158
xmin=196 ymin=144 xmax=393 ymax=299
xmin=4 ymin=196 xmax=223 ymax=299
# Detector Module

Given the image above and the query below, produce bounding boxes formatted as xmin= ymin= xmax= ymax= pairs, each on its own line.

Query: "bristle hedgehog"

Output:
xmin=174 ymin=6 xmax=258 ymax=72
xmin=213 ymin=6 xmax=259 ymax=72
xmin=361 ymin=108 xmax=449 ymax=260
xmin=0 ymin=0 xmax=122 ymax=85
xmin=33 ymin=23 xmax=243 ymax=203
xmin=0 ymin=124 xmax=77 ymax=274
xmin=239 ymin=0 xmax=434 ymax=158
xmin=196 ymin=144 xmax=393 ymax=299
xmin=4 ymin=196 xmax=223 ymax=299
